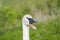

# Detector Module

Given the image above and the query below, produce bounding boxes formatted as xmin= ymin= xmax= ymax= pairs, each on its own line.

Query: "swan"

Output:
xmin=22 ymin=14 xmax=37 ymax=40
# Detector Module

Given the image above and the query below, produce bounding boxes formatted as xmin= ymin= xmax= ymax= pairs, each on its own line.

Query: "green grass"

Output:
xmin=0 ymin=17 xmax=60 ymax=40
xmin=0 ymin=28 xmax=22 ymax=40
xmin=0 ymin=0 xmax=60 ymax=40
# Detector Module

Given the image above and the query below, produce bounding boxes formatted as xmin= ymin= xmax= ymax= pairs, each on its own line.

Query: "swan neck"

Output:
xmin=23 ymin=24 xmax=30 ymax=40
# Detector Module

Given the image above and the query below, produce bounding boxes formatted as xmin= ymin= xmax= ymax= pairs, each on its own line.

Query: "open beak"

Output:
xmin=27 ymin=18 xmax=37 ymax=30
xmin=29 ymin=24 xmax=37 ymax=30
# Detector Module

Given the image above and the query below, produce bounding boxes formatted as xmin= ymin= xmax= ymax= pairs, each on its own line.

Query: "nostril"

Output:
xmin=27 ymin=18 xmax=36 ymax=24
xmin=26 ymin=17 xmax=28 ymax=19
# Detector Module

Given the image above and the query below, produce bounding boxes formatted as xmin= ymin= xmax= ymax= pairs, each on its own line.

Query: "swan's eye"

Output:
xmin=27 ymin=18 xmax=36 ymax=24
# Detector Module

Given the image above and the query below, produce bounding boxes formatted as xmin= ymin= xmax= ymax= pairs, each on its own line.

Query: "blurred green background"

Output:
xmin=0 ymin=0 xmax=60 ymax=40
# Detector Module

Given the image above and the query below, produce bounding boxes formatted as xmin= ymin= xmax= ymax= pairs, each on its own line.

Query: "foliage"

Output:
xmin=0 ymin=0 xmax=60 ymax=40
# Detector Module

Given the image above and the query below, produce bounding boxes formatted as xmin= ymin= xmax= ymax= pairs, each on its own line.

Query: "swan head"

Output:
xmin=22 ymin=14 xmax=37 ymax=30
xmin=22 ymin=14 xmax=36 ymax=25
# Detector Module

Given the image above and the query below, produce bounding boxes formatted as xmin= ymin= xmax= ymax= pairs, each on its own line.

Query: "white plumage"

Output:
xmin=22 ymin=14 xmax=37 ymax=40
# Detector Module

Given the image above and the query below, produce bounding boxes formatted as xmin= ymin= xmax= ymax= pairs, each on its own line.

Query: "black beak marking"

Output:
xmin=27 ymin=18 xmax=36 ymax=24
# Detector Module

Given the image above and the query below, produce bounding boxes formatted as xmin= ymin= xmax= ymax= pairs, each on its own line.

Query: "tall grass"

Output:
xmin=0 ymin=0 xmax=60 ymax=40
